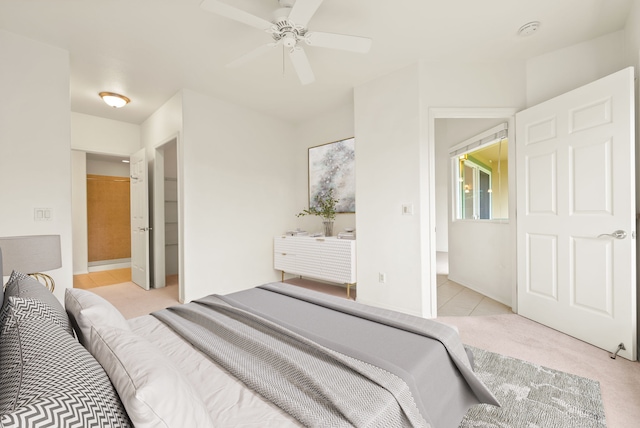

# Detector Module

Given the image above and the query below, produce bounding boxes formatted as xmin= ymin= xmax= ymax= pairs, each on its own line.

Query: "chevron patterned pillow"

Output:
xmin=2 ymin=270 xmax=74 ymax=337
xmin=0 ymin=296 xmax=132 ymax=428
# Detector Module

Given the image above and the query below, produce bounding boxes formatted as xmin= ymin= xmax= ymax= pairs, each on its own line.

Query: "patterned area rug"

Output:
xmin=460 ymin=346 xmax=606 ymax=427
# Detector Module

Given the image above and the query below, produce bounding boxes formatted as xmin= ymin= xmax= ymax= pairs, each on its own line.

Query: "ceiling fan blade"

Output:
xmin=287 ymin=0 xmax=323 ymax=27
xmin=288 ymin=47 xmax=315 ymax=85
xmin=305 ymin=31 xmax=372 ymax=53
xmin=200 ymin=0 xmax=273 ymax=31
xmin=226 ymin=43 xmax=279 ymax=68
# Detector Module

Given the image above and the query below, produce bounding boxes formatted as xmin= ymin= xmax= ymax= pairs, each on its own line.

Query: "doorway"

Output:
xmin=85 ymin=153 xmax=132 ymax=272
xmin=430 ymin=108 xmax=518 ymax=316
xmin=152 ymin=137 xmax=182 ymax=301
xmin=71 ymin=151 xmax=134 ymax=288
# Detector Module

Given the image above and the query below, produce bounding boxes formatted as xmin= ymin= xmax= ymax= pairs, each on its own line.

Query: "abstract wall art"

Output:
xmin=308 ymin=137 xmax=355 ymax=213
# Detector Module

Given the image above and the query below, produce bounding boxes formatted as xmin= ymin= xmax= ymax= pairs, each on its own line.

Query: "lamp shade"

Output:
xmin=0 ymin=235 xmax=61 ymax=274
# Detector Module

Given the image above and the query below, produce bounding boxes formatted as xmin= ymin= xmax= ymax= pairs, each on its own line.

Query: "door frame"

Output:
xmin=152 ymin=133 xmax=184 ymax=303
xmin=427 ymin=107 xmax=518 ymax=316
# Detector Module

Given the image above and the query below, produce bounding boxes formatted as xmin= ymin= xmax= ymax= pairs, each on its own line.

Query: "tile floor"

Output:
xmin=73 ymin=268 xmax=132 ymax=289
xmin=437 ymin=274 xmax=512 ymax=316
xmin=73 ymin=268 xmax=179 ymax=290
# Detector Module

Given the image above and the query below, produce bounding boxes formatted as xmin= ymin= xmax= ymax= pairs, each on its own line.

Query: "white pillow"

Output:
xmin=90 ymin=325 xmax=214 ymax=428
xmin=65 ymin=288 xmax=130 ymax=352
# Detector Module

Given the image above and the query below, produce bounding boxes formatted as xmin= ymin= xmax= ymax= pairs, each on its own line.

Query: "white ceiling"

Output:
xmin=0 ymin=0 xmax=633 ymax=125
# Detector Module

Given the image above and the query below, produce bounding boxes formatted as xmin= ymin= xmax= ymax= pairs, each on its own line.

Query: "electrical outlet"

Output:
xmin=378 ymin=272 xmax=386 ymax=283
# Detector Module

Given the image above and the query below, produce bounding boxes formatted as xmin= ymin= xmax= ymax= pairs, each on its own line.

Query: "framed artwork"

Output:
xmin=308 ymin=137 xmax=355 ymax=213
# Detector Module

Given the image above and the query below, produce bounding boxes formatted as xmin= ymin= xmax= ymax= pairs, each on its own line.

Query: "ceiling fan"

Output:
xmin=200 ymin=0 xmax=372 ymax=85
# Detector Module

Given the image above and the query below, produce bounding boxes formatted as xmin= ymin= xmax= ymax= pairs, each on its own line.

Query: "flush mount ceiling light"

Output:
xmin=517 ymin=21 xmax=541 ymax=37
xmin=99 ymin=91 xmax=130 ymax=108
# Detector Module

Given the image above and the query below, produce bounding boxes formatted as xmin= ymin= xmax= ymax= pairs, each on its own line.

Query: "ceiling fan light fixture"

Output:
xmin=99 ymin=91 xmax=131 ymax=108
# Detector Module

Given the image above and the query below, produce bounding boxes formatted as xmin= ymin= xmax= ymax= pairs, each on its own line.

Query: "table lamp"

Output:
xmin=0 ymin=235 xmax=62 ymax=292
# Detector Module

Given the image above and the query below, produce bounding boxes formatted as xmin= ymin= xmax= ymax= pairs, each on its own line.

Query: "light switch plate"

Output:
xmin=402 ymin=204 xmax=413 ymax=215
xmin=34 ymin=208 xmax=52 ymax=221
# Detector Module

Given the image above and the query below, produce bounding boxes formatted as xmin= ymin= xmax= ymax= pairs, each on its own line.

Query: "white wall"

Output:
xmin=291 ymin=102 xmax=356 ymax=237
xmin=71 ymin=150 xmax=88 ymax=274
xmin=625 ymin=0 xmax=640 ymax=72
xmin=86 ymin=158 xmax=130 ymax=176
xmin=141 ymin=90 xmax=299 ymax=303
xmin=526 ymin=31 xmax=628 ymax=107
xmin=355 ymin=64 xmax=426 ymax=316
xmin=71 ymin=112 xmax=140 ymax=155
xmin=0 ymin=30 xmax=72 ymax=301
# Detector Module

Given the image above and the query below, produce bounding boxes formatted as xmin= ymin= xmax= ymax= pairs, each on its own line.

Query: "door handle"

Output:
xmin=598 ymin=230 xmax=627 ymax=239
xmin=138 ymin=227 xmax=152 ymax=232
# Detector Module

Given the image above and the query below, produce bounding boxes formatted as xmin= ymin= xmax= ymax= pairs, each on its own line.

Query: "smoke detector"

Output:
xmin=518 ymin=21 xmax=541 ymax=37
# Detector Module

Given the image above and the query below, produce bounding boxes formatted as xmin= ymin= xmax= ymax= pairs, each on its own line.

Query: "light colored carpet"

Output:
xmin=439 ymin=314 xmax=640 ymax=428
xmin=87 ymin=281 xmax=180 ymax=319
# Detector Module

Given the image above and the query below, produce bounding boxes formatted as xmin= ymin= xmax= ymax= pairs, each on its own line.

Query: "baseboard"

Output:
xmin=355 ymin=296 xmax=424 ymax=318
xmin=88 ymin=261 xmax=131 ymax=272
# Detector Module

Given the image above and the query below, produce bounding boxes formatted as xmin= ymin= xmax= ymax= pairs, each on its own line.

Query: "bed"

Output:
xmin=0 ymin=248 xmax=498 ymax=427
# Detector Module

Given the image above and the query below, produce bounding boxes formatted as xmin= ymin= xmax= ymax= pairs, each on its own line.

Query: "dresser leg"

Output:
xmin=281 ymin=271 xmax=284 ymax=282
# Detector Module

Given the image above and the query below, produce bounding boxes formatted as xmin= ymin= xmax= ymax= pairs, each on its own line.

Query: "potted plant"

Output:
xmin=296 ymin=189 xmax=339 ymax=236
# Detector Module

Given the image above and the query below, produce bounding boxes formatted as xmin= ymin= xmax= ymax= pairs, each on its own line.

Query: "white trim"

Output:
xmin=88 ymin=261 xmax=131 ymax=272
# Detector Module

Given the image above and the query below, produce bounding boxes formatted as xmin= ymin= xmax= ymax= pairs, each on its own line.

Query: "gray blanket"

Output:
xmin=153 ymin=283 xmax=498 ymax=427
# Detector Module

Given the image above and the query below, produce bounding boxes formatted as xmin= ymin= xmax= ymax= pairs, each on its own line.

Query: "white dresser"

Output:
xmin=274 ymin=235 xmax=356 ymax=297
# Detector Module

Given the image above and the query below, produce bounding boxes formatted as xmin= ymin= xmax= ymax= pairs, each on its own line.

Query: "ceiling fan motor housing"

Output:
xmin=271 ymin=8 xmax=306 ymax=48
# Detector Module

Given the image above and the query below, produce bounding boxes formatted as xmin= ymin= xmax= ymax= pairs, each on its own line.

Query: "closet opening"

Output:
xmin=152 ymin=137 xmax=181 ymax=299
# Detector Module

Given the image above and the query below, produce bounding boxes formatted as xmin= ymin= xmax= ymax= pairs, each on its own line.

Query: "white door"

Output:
xmin=516 ymin=67 xmax=636 ymax=360
xmin=130 ymin=148 xmax=150 ymax=290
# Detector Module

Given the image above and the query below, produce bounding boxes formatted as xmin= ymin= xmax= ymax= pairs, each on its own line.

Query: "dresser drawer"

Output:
xmin=274 ymin=236 xmax=298 ymax=253
xmin=274 ymin=251 xmax=296 ymax=272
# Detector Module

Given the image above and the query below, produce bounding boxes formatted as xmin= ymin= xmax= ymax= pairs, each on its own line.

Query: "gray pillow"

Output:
xmin=2 ymin=270 xmax=74 ymax=337
xmin=0 ymin=296 xmax=131 ymax=427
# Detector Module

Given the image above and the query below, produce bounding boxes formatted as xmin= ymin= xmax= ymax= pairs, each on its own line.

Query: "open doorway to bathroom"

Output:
xmin=71 ymin=152 xmax=133 ymax=288
xmin=433 ymin=114 xmax=514 ymax=316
